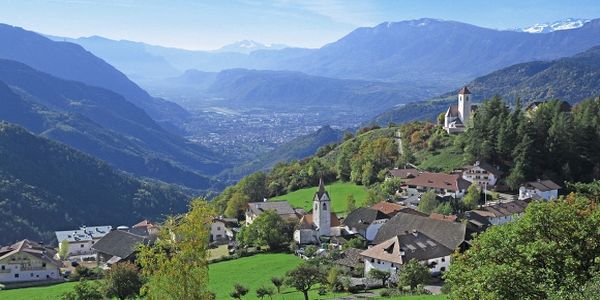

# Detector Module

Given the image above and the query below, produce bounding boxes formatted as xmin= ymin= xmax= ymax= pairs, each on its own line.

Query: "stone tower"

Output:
xmin=312 ymin=178 xmax=331 ymax=236
xmin=458 ymin=86 xmax=471 ymax=126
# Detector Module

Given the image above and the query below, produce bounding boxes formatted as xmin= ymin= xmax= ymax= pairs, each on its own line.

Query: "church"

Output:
xmin=294 ymin=178 xmax=341 ymax=245
xmin=443 ymin=86 xmax=476 ymax=134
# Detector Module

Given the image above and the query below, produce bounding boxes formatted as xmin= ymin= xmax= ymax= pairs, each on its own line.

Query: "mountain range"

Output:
xmin=0 ymin=122 xmax=191 ymax=244
xmin=371 ymin=45 xmax=600 ymax=125
xmin=56 ymin=18 xmax=600 ymax=91
xmin=516 ymin=18 xmax=590 ymax=33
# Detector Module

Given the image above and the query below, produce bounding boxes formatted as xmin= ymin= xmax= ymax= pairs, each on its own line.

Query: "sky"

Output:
xmin=1 ymin=0 xmax=599 ymax=50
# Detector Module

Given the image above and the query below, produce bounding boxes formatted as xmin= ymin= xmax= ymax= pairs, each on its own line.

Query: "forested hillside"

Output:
xmin=0 ymin=122 xmax=191 ymax=244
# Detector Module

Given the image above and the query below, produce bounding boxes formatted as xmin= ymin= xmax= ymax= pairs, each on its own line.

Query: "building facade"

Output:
xmin=0 ymin=240 xmax=62 ymax=284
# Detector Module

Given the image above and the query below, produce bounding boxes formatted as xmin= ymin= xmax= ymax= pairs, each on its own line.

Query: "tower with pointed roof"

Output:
xmin=444 ymin=86 xmax=474 ymax=134
xmin=313 ymin=178 xmax=331 ymax=236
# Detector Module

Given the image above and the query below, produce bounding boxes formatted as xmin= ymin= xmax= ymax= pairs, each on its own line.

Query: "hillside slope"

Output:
xmin=0 ymin=122 xmax=191 ymax=244
xmin=0 ymin=60 xmax=225 ymax=189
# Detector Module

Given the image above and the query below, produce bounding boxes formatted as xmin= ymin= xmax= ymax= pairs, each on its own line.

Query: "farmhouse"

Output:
xmin=245 ymin=201 xmax=298 ymax=225
xmin=462 ymin=161 xmax=503 ymax=187
xmin=404 ymin=172 xmax=471 ymax=199
xmin=466 ymin=200 xmax=529 ymax=232
xmin=370 ymin=201 xmax=424 ymax=218
xmin=92 ymin=229 xmax=151 ymax=268
xmin=55 ymin=225 xmax=112 ymax=258
xmin=343 ymin=207 xmax=389 ymax=242
xmin=0 ymin=240 xmax=62 ymax=284
xmin=387 ymin=168 xmax=419 ymax=180
xmin=518 ymin=180 xmax=561 ymax=201
xmin=361 ymin=231 xmax=452 ymax=279
xmin=444 ymin=86 xmax=476 ymax=134
xmin=211 ymin=217 xmax=239 ymax=244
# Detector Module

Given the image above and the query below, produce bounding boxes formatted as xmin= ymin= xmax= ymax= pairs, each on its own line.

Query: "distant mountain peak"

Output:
xmin=516 ymin=18 xmax=590 ymax=33
xmin=215 ymin=40 xmax=287 ymax=54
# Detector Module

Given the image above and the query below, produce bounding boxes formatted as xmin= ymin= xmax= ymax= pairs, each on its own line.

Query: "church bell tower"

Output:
xmin=313 ymin=178 xmax=331 ymax=236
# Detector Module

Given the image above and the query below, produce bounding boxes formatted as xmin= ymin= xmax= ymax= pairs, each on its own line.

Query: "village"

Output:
xmin=0 ymin=88 xmax=564 ymax=298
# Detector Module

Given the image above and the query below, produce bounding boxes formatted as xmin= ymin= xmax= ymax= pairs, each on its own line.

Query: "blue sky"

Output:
xmin=1 ymin=0 xmax=599 ymax=50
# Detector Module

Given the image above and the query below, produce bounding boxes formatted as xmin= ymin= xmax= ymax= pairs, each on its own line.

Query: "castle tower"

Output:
xmin=312 ymin=178 xmax=331 ymax=236
xmin=458 ymin=86 xmax=471 ymax=126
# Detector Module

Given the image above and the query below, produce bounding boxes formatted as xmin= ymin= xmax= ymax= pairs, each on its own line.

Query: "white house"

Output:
xmin=519 ymin=180 xmax=561 ymax=201
xmin=462 ymin=161 xmax=503 ymax=187
xmin=444 ymin=86 xmax=476 ymax=134
xmin=294 ymin=179 xmax=342 ymax=244
xmin=342 ymin=207 xmax=389 ymax=242
xmin=0 ymin=240 xmax=62 ymax=284
xmin=360 ymin=231 xmax=452 ymax=280
xmin=404 ymin=172 xmax=470 ymax=199
xmin=55 ymin=225 xmax=112 ymax=258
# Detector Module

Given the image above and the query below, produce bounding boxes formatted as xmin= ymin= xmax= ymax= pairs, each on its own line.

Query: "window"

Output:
xmin=1 ymin=265 xmax=4 ymax=270
xmin=217 ymin=226 xmax=221 ymax=230
xmin=42 ymin=263 xmax=46 ymax=268
xmin=441 ymin=258 xmax=445 ymax=262
xmin=14 ymin=273 xmax=19 ymax=278
xmin=441 ymin=267 xmax=446 ymax=272
xmin=80 ymin=244 xmax=84 ymax=248
xmin=323 ymin=203 xmax=327 ymax=210
xmin=371 ymin=258 xmax=374 ymax=263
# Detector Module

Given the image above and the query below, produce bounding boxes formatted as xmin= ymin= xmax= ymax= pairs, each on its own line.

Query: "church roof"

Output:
xmin=298 ymin=213 xmax=341 ymax=229
xmin=458 ymin=86 xmax=471 ymax=95
xmin=445 ymin=105 xmax=459 ymax=117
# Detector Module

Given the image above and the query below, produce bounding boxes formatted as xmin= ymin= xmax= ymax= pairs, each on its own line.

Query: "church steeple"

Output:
xmin=313 ymin=177 xmax=331 ymax=236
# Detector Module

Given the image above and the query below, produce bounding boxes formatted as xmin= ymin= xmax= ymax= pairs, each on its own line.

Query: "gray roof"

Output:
xmin=373 ymin=212 xmax=466 ymax=250
xmin=334 ymin=248 xmax=363 ymax=268
xmin=361 ymin=232 xmax=453 ymax=264
xmin=524 ymin=180 xmax=561 ymax=192
xmin=55 ymin=225 xmax=112 ymax=243
xmin=465 ymin=161 xmax=504 ymax=176
xmin=247 ymin=201 xmax=296 ymax=217
xmin=91 ymin=230 xmax=148 ymax=259
xmin=468 ymin=200 xmax=529 ymax=220
xmin=343 ymin=207 xmax=388 ymax=232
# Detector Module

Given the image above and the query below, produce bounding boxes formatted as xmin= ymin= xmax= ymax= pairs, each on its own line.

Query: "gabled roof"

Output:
xmin=445 ymin=104 xmax=459 ymax=117
xmin=343 ymin=207 xmax=389 ymax=232
xmin=334 ymin=248 xmax=363 ymax=268
xmin=361 ymin=232 xmax=453 ymax=265
xmin=0 ymin=240 xmax=61 ymax=267
xmin=458 ymin=86 xmax=471 ymax=95
xmin=469 ymin=200 xmax=529 ymax=219
xmin=388 ymin=168 xmax=419 ymax=179
xmin=374 ymin=212 xmax=466 ymax=250
xmin=523 ymin=180 xmax=561 ymax=192
xmin=405 ymin=172 xmax=471 ymax=192
xmin=132 ymin=219 xmax=158 ymax=229
xmin=464 ymin=161 xmax=504 ymax=176
xmin=247 ymin=201 xmax=297 ymax=217
xmin=92 ymin=230 xmax=148 ymax=259
xmin=371 ymin=201 xmax=405 ymax=216
xmin=55 ymin=225 xmax=112 ymax=243
xmin=298 ymin=213 xmax=341 ymax=230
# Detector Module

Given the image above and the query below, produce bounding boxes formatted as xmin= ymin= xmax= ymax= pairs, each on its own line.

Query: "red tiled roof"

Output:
xmin=405 ymin=172 xmax=470 ymax=192
xmin=429 ymin=213 xmax=458 ymax=222
xmin=299 ymin=213 xmax=341 ymax=229
xmin=388 ymin=168 xmax=419 ymax=179
xmin=371 ymin=201 xmax=406 ymax=216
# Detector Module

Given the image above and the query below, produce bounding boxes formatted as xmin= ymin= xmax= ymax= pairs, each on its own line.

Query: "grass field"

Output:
xmin=418 ymin=147 xmax=465 ymax=172
xmin=0 ymin=281 xmax=78 ymax=300
xmin=271 ymin=181 xmax=368 ymax=214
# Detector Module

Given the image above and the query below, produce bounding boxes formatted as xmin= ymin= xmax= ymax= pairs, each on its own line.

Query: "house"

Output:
xmin=333 ymin=248 xmax=364 ymax=274
xmin=462 ymin=161 xmax=503 ymax=187
xmin=373 ymin=212 xmax=467 ymax=252
xmin=55 ymin=225 xmax=112 ymax=258
xmin=466 ymin=200 xmax=529 ymax=232
xmin=131 ymin=219 xmax=160 ymax=236
xmin=211 ymin=217 xmax=238 ymax=244
xmin=294 ymin=179 xmax=342 ymax=244
xmin=343 ymin=208 xmax=389 ymax=242
xmin=404 ymin=172 xmax=471 ymax=199
xmin=519 ymin=180 xmax=561 ymax=201
xmin=444 ymin=87 xmax=477 ymax=134
xmin=92 ymin=230 xmax=151 ymax=268
xmin=0 ymin=240 xmax=62 ymax=284
xmin=245 ymin=201 xmax=298 ymax=225
xmin=387 ymin=168 xmax=419 ymax=180
xmin=361 ymin=231 xmax=453 ymax=279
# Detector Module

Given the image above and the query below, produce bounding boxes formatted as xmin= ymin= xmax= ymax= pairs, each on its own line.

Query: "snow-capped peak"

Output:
xmin=517 ymin=18 xmax=590 ymax=33
xmin=214 ymin=40 xmax=287 ymax=54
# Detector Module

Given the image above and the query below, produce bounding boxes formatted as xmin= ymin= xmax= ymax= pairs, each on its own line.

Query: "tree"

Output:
xmin=224 ymin=191 xmax=250 ymax=219
xmin=346 ymin=194 xmax=357 ymax=212
xmin=255 ymin=286 xmax=274 ymax=299
xmin=229 ymin=284 xmax=249 ymax=299
xmin=434 ymin=202 xmax=453 ymax=215
xmin=237 ymin=210 xmax=294 ymax=250
xmin=462 ymin=183 xmax=480 ymax=210
xmin=343 ymin=237 xmax=367 ymax=250
xmin=103 ymin=262 xmax=143 ymax=300
xmin=270 ymin=277 xmax=283 ymax=293
xmin=444 ymin=195 xmax=600 ymax=299
xmin=417 ymin=190 xmax=438 ymax=214
xmin=58 ymin=239 xmax=69 ymax=260
xmin=398 ymin=259 xmax=430 ymax=292
xmin=137 ymin=199 xmax=213 ymax=300
xmin=326 ymin=267 xmax=340 ymax=292
xmin=368 ymin=269 xmax=392 ymax=287
xmin=381 ymin=177 xmax=403 ymax=197
xmin=286 ymin=263 xmax=327 ymax=300
xmin=61 ymin=280 xmax=103 ymax=300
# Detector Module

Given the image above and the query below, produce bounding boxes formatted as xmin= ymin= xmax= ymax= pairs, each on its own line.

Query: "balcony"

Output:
xmin=20 ymin=266 xmax=46 ymax=271
xmin=0 ymin=268 xmax=11 ymax=273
